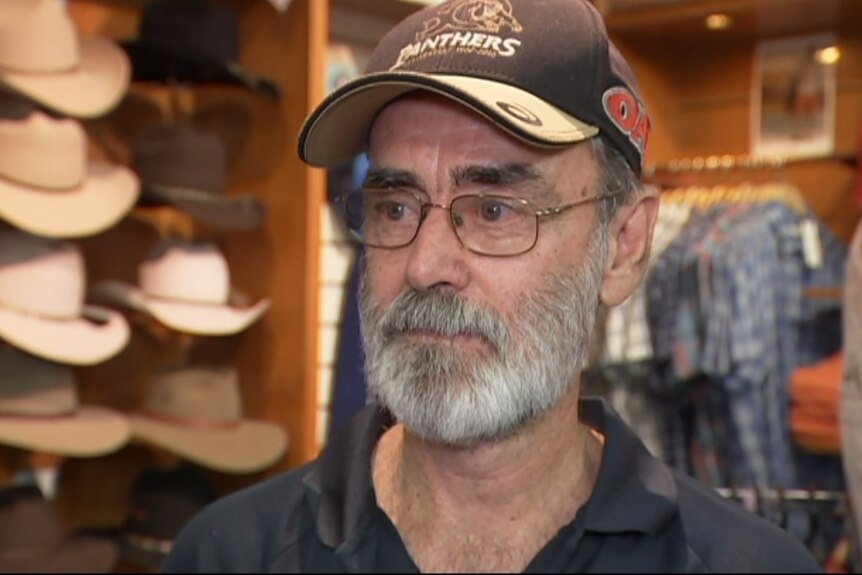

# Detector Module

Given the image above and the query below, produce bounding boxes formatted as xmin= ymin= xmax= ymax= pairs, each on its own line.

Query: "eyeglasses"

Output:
xmin=337 ymin=187 xmax=618 ymax=257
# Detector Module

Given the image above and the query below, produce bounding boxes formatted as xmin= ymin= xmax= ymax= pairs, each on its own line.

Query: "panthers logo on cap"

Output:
xmin=416 ymin=0 xmax=523 ymax=41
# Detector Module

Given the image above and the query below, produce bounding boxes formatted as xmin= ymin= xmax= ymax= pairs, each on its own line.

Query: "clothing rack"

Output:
xmin=644 ymin=151 xmax=858 ymax=176
xmin=717 ymin=486 xmax=846 ymax=504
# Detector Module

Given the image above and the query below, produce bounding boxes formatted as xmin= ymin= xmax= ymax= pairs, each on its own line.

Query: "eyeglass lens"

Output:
xmin=343 ymin=188 xmax=539 ymax=256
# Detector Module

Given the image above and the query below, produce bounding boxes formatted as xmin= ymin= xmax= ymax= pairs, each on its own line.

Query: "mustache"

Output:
xmin=376 ymin=290 xmax=510 ymax=353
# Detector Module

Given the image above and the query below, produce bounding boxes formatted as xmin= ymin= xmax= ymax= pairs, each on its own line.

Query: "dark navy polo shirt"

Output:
xmin=162 ymin=398 xmax=822 ymax=573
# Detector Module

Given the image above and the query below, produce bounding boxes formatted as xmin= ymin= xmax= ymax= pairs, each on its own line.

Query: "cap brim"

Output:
xmin=0 ymin=305 xmax=130 ymax=366
xmin=0 ymin=163 xmax=140 ymax=238
xmin=0 ymin=406 xmax=130 ymax=457
xmin=130 ymin=415 xmax=288 ymax=474
xmin=143 ymin=185 xmax=265 ymax=230
xmin=299 ymin=71 xmax=598 ymax=167
xmin=0 ymin=37 xmax=130 ymax=119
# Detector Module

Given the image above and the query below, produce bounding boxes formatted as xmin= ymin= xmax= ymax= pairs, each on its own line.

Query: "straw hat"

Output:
xmin=0 ymin=94 xmax=140 ymax=238
xmin=0 ymin=0 xmax=130 ymax=118
xmin=0 ymin=346 xmax=130 ymax=457
xmin=91 ymin=239 xmax=269 ymax=336
xmin=130 ymin=365 xmax=288 ymax=474
xmin=0 ymin=485 xmax=118 ymax=573
xmin=0 ymin=229 xmax=130 ymax=365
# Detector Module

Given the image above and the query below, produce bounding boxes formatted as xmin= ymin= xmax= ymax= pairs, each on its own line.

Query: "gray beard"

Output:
xmin=359 ymin=228 xmax=608 ymax=447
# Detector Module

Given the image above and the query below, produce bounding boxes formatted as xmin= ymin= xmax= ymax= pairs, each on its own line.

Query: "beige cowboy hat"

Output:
xmin=0 ymin=0 xmax=130 ymax=118
xmin=130 ymin=365 xmax=288 ymax=474
xmin=91 ymin=239 xmax=270 ymax=336
xmin=0 ymin=95 xmax=140 ymax=238
xmin=0 ymin=346 xmax=130 ymax=457
xmin=0 ymin=229 xmax=130 ymax=365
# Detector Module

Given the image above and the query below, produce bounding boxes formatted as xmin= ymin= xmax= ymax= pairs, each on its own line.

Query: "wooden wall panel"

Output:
xmin=615 ymin=26 xmax=862 ymax=243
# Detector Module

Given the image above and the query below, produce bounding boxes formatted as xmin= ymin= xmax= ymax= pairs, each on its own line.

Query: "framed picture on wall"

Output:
xmin=751 ymin=33 xmax=838 ymax=160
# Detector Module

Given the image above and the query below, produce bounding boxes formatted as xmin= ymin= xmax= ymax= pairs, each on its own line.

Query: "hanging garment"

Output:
xmin=328 ymin=254 xmax=368 ymax=439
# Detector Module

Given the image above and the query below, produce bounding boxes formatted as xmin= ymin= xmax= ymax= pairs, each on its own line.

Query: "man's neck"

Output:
xmin=372 ymin=386 xmax=603 ymax=572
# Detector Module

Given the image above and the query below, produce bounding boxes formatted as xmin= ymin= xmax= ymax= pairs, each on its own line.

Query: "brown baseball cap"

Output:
xmin=298 ymin=0 xmax=650 ymax=175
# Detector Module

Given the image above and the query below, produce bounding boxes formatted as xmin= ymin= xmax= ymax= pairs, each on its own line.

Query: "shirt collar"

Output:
xmin=578 ymin=398 xmax=678 ymax=534
xmin=302 ymin=398 xmax=679 ymax=550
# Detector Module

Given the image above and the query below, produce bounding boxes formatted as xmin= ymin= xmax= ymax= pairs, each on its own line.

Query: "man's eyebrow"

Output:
xmin=362 ymin=167 xmax=421 ymax=189
xmin=452 ymin=163 xmax=560 ymax=203
xmin=451 ymin=163 xmax=544 ymax=187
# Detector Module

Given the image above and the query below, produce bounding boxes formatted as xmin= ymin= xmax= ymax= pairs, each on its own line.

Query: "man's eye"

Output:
xmin=479 ymin=200 xmax=509 ymax=222
xmin=376 ymin=201 xmax=407 ymax=221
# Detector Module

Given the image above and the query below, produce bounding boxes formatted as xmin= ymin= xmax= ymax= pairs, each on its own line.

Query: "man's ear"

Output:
xmin=600 ymin=186 xmax=660 ymax=307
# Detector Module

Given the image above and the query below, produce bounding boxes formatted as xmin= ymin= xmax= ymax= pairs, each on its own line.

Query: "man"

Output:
xmin=163 ymin=0 xmax=821 ymax=572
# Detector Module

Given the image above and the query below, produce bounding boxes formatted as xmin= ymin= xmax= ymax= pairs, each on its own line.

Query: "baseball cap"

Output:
xmin=298 ymin=0 xmax=650 ymax=175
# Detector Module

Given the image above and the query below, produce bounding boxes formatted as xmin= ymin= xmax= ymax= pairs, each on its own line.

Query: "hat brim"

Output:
xmin=0 ymin=162 xmax=140 ymax=238
xmin=0 ymin=534 xmax=118 ymax=574
xmin=118 ymin=535 xmax=168 ymax=572
xmin=91 ymin=282 xmax=270 ymax=336
xmin=0 ymin=37 xmax=130 ymax=119
xmin=0 ymin=406 xmax=130 ymax=457
xmin=130 ymin=415 xmax=288 ymax=474
xmin=0 ymin=305 xmax=130 ymax=366
xmin=298 ymin=71 xmax=599 ymax=168
xmin=142 ymin=184 xmax=265 ymax=230
xmin=119 ymin=41 xmax=280 ymax=99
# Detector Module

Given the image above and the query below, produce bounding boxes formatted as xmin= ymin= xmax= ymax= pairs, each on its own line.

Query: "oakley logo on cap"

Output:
xmin=393 ymin=0 xmax=523 ymax=69
xmin=602 ymin=87 xmax=650 ymax=160
xmin=496 ymin=101 xmax=542 ymax=127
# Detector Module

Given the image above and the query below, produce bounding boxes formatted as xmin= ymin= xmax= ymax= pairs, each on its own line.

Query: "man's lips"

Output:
xmin=393 ymin=329 xmax=498 ymax=352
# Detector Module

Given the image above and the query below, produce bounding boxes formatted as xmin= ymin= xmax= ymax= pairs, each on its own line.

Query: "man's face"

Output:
xmin=358 ymin=94 xmax=609 ymax=446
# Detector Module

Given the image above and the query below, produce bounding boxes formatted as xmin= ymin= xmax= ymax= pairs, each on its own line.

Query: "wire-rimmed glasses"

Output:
xmin=337 ymin=187 xmax=618 ymax=257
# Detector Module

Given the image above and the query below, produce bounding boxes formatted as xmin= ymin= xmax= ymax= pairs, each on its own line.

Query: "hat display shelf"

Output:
xmin=56 ymin=0 xmax=321 ymax=536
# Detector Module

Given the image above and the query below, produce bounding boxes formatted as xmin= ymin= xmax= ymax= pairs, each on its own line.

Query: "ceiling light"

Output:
xmin=705 ymin=13 xmax=732 ymax=30
xmin=815 ymin=46 xmax=841 ymax=65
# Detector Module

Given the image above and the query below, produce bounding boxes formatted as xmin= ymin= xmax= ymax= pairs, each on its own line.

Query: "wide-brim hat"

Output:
xmin=0 ymin=163 xmax=140 ymax=239
xmin=0 ymin=405 xmax=131 ymax=457
xmin=0 ymin=230 xmax=130 ymax=366
xmin=130 ymin=365 xmax=288 ymax=474
xmin=0 ymin=346 xmax=131 ymax=457
xmin=0 ymin=0 xmax=130 ymax=118
xmin=298 ymin=0 xmax=650 ymax=176
xmin=90 ymin=238 xmax=270 ymax=337
xmin=0 ymin=96 xmax=140 ymax=238
xmin=133 ymin=122 xmax=265 ymax=231
xmin=117 ymin=466 xmax=216 ymax=571
xmin=92 ymin=280 xmax=269 ymax=337
xmin=0 ymin=485 xmax=118 ymax=573
xmin=0 ymin=304 xmax=129 ymax=367
xmin=119 ymin=0 xmax=279 ymax=99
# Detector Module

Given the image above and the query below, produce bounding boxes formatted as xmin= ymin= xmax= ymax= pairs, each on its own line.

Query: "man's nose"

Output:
xmin=404 ymin=205 xmax=470 ymax=293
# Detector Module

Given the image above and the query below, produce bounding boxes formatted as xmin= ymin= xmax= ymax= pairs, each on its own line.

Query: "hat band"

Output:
xmin=0 ymin=409 xmax=80 ymax=420
xmin=124 ymin=531 xmax=173 ymax=556
xmin=141 ymin=411 xmax=240 ymax=430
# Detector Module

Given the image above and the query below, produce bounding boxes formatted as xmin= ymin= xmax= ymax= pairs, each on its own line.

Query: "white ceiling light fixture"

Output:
xmin=705 ymin=13 xmax=732 ymax=31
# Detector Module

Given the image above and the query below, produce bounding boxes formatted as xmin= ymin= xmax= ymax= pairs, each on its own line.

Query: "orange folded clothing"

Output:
xmin=790 ymin=408 xmax=841 ymax=454
xmin=789 ymin=353 xmax=843 ymax=415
